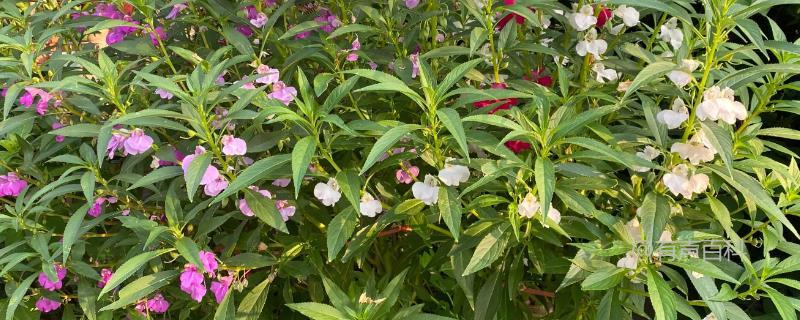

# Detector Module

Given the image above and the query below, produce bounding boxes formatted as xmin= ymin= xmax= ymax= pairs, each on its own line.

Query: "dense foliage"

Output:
xmin=2 ymin=0 xmax=800 ymax=319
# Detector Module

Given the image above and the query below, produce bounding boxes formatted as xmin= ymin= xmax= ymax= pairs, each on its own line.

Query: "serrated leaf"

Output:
xmin=647 ymin=266 xmax=677 ymax=320
xmin=98 ymin=249 xmax=173 ymax=298
xmin=291 ymin=136 xmax=316 ymax=198
xmin=99 ymin=270 xmax=178 ymax=311
xmin=326 ymin=208 xmax=358 ymax=262
xmin=437 ymin=186 xmax=462 ymax=242
xmin=462 ymin=223 xmax=511 ymax=276
xmin=360 ymin=124 xmax=421 ymax=174
xmin=335 ymin=169 xmax=362 ymax=215
xmin=184 ymin=152 xmax=212 ymax=202
xmin=244 ymin=188 xmax=288 ymax=233
xmin=436 ymin=108 xmax=470 ymax=159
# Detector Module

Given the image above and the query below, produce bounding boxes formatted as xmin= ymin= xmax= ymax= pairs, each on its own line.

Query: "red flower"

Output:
xmin=121 ymin=2 xmax=134 ymax=15
xmin=473 ymin=82 xmax=519 ymax=114
xmin=505 ymin=140 xmax=532 ymax=153
xmin=497 ymin=13 xmax=525 ymax=30
xmin=523 ymin=68 xmax=553 ymax=87
xmin=596 ymin=6 xmax=613 ymax=28
xmin=503 ymin=0 xmax=516 ymax=5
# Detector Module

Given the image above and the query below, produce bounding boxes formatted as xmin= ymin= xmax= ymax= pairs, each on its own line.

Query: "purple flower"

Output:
xmin=210 ymin=275 xmax=233 ymax=303
xmin=295 ymin=30 xmax=311 ymax=39
xmin=35 ymin=297 xmax=61 ymax=313
xmin=166 ymin=3 xmax=187 ymax=19
xmin=264 ymin=0 xmax=276 ymax=7
xmin=123 ymin=128 xmax=153 ymax=155
xmin=181 ymin=147 xmax=222 ymax=186
xmin=405 ymin=0 xmax=420 ymax=8
xmin=150 ymin=26 xmax=167 ymax=46
xmin=238 ymin=187 xmax=272 ymax=217
xmin=245 ymin=5 xmax=259 ymax=20
xmin=199 ymin=250 xmax=218 ymax=276
xmin=20 ymin=87 xmax=52 ymax=114
xmin=38 ymin=265 xmax=67 ymax=291
xmin=410 ymin=53 xmax=420 ymax=79
xmin=268 ymin=81 xmax=297 ymax=105
xmin=51 ymin=122 xmax=65 ymax=143
xmin=236 ymin=25 xmax=253 ymax=37
xmin=346 ymin=53 xmax=358 ymax=62
xmin=250 ymin=13 xmax=268 ymax=28
xmin=216 ymin=72 xmax=227 ymax=85
xmin=155 ymin=88 xmax=173 ymax=99
xmin=94 ymin=3 xmax=124 ymax=19
xmin=272 ymin=178 xmax=291 ymax=187
xmin=368 ymin=62 xmax=378 ymax=70
xmin=88 ymin=197 xmax=107 ymax=217
xmin=351 ymin=38 xmax=361 ymax=51
xmin=19 ymin=91 xmax=33 ymax=107
xmin=255 ymin=65 xmax=280 ymax=85
xmin=98 ymin=268 xmax=113 ymax=288
xmin=179 ymin=264 xmax=206 ymax=302
xmin=276 ymin=200 xmax=295 ymax=221
xmin=147 ymin=293 xmax=170 ymax=313
xmin=106 ymin=29 xmax=126 ymax=45
xmin=204 ymin=175 xmax=228 ymax=196
xmin=0 ymin=172 xmax=26 ymax=197
xmin=107 ymin=133 xmax=126 ymax=159
xmin=221 ymin=135 xmax=247 ymax=155
xmin=315 ymin=9 xmax=341 ymax=33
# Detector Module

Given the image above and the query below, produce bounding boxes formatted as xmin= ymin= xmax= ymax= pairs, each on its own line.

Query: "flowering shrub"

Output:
xmin=2 ymin=0 xmax=800 ymax=319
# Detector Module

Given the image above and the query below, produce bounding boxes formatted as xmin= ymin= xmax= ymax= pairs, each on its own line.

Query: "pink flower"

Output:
xmin=238 ymin=187 xmax=272 ymax=217
xmin=264 ymin=0 xmax=276 ymax=7
xmin=106 ymin=29 xmax=126 ymax=45
xmin=135 ymin=300 xmax=148 ymax=314
xmin=236 ymin=25 xmax=253 ymax=37
xmin=505 ymin=140 xmax=531 ymax=153
xmin=210 ymin=275 xmax=233 ymax=303
xmin=181 ymin=147 xmax=221 ymax=185
xmin=410 ymin=53 xmax=420 ymax=79
xmin=51 ymin=122 xmax=65 ymax=143
xmin=295 ymin=30 xmax=311 ymax=39
xmin=35 ymin=297 xmax=61 ymax=313
xmin=155 ymin=88 xmax=173 ymax=99
xmin=255 ymin=65 xmax=280 ymax=85
xmin=351 ymin=38 xmax=361 ymax=51
xmin=199 ymin=250 xmax=218 ymax=275
xmin=204 ymin=176 xmax=228 ymax=196
xmin=38 ymin=265 xmax=67 ymax=291
xmin=150 ymin=26 xmax=167 ymax=46
xmin=123 ymin=128 xmax=153 ymax=155
xmin=315 ymin=9 xmax=341 ymax=33
xmin=276 ymin=200 xmax=295 ymax=221
xmin=250 ymin=13 xmax=268 ymax=28
xmin=88 ymin=197 xmax=107 ymax=217
xmin=272 ymin=178 xmax=291 ymax=187
xmin=596 ymin=6 xmax=613 ymax=28
xmin=179 ymin=264 xmax=206 ymax=302
xmin=20 ymin=87 xmax=52 ymax=115
xmin=245 ymin=6 xmax=259 ymax=19
xmin=107 ymin=133 xmax=126 ymax=159
xmin=221 ymin=135 xmax=247 ymax=155
xmin=0 ymin=172 xmax=27 ymax=197
xmin=268 ymin=81 xmax=297 ymax=105
xmin=346 ymin=53 xmax=358 ymax=62
xmin=19 ymin=91 xmax=33 ymax=107
xmin=396 ymin=165 xmax=419 ymax=184
xmin=368 ymin=62 xmax=378 ymax=70
xmin=166 ymin=3 xmax=187 ymax=19
xmin=98 ymin=268 xmax=113 ymax=288
xmin=405 ymin=0 xmax=420 ymax=8
xmin=216 ymin=72 xmax=227 ymax=85
xmin=147 ymin=293 xmax=170 ymax=313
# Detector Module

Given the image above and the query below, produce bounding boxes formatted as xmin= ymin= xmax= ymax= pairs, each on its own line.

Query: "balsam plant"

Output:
xmin=1 ymin=0 xmax=800 ymax=319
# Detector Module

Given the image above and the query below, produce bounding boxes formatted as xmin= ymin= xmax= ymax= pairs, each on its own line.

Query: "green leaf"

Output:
xmin=85 ymin=19 xmax=141 ymax=35
xmin=128 ymin=166 xmax=184 ymax=190
xmin=639 ymin=192 xmax=670 ymax=254
xmin=437 ymin=186 xmax=462 ymax=242
xmin=244 ymin=188 xmax=288 ymax=233
xmin=80 ymin=171 xmax=95 ymax=202
xmin=63 ymin=204 xmax=90 ymax=264
xmin=326 ymin=207 xmax=358 ymax=262
xmin=758 ymin=127 xmax=800 ymax=140
xmin=462 ymin=114 xmax=525 ymax=131
xmin=279 ymin=21 xmax=327 ymax=40
xmin=462 ymin=223 xmax=511 ymax=276
xmin=212 ymin=154 xmax=291 ymax=202
xmin=98 ymin=249 xmax=173 ymax=298
xmin=77 ymin=280 xmax=98 ymax=320
xmin=622 ymin=61 xmax=676 ymax=101
xmin=335 ymin=169 xmax=362 ymax=215
xmin=214 ymin=282 xmax=236 ymax=320
xmin=581 ymin=267 xmax=627 ymax=290
xmin=321 ymin=276 xmax=350 ymax=310
xmin=717 ymin=63 xmax=800 ymax=89
xmin=360 ymin=124 xmax=421 ymax=174
xmin=436 ymin=108 xmax=470 ymax=159
xmin=647 ymin=266 xmax=677 ymax=320
xmin=326 ymin=23 xmax=379 ymax=39
xmin=223 ymin=25 xmax=255 ymax=56
xmin=291 ymin=136 xmax=316 ymax=198
xmin=174 ymin=236 xmax=205 ymax=272
xmin=50 ymin=123 xmax=102 ymax=137
xmin=344 ymin=69 xmax=424 ymax=105
xmin=563 ymin=137 xmax=658 ymax=170
xmin=286 ymin=303 xmax=349 ymax=320
xmin=551 ymin=105 xmax=619 ymax=143
xmin=236 ymin=272 xmax=275 ymax=320
xmin=434 ymin=58 xmax=482 ymax=102
xmin=763 ymin=287 xmax=798 ymax=320
xmin=98 ymin=270 xmax=179 ymax=311
xmin=4 ymin=274 xmax=36 ymax=320
xmin=665 ymin=259 xmax=739 ymax=284
xmin=700 ymin=121 xmax=734 ymax=174
xmin=474 ymin=272 xmax=502 ymax=320
xmin=535 ymin=157 xmax=556 ymax=218
xmin=184 ymin=152 xmax=212 ymax=202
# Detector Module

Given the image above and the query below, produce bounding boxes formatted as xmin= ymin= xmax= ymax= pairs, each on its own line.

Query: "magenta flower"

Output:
xmin=51 ymin=122 xmax=65 ymax=143
xmin=150 ymin=26 xmax=167 ymax=46
xmin=94 ymin=3 xmax=123 ymax=19
xmin=236 ymin=25 xmax=253 ymax=37
xmin=179 ymin=264 xmax=206 ymax=302
xmin=204 ymin=175 xmax=228 ymax=196
xmin=35 ymin=297 xmax=61 ymax=313
xmin=147 ymin=293 xmax=170 ymax=313
xmin=123 ymin=128 xmax=153 ymax=155
xmin=238 ymin=187 xmax=272 ymax=217
xmin=199 ymin=250 xmax=218 ymax=275
xmin=210 ymin=275 xmax=233 ymax=303
xmin=346 ymin=53 xmax=358 ymax=62
xmin=410 ymin=53 xmax=420 ymax=79
xmin=135 ymin=300 xmax=148 ymax=314
xmin=351 ymin=38 xmax=361 ymax=51
xmin=242 ymin=81 xmax=256 ymax=90
xmin=181 ymin=147 xmax=222 ymax=185
xmin=272 ymin=178 xmax=291 ymax=187
xmin=368 ymin=62 xmax=378 ymax=70
xmin=264 ymin=0 xmax=276 ymax=7
xmin=38 ymin=265 xmax=67 ymax=291
xmin=19 ymin=87 xmax=52 ymax=115
xmin=255 ymin=65 xmax=280 ymax=85
xmin=276 ymin=200 xmax=296 ymax=221
xmin=106 ymin=29 xmax=126 ymax=45
xmin=0 ymin=173 xmax=27 ymax=197
xmin=106 ymin=133 xmax=126 ymax=159
xmin=88 ymin=197 xmax=107 ymax=217
xmin=295 ymin=30 xmax=311 ymax=39
xmin=19 ymin=91 xmax=33 ymax=107
xmin=216 ymin=72 xmax=227 ymax=85
xmin=155 ymin=88 xmax=173 ymax=99
xmin=315 ymin=9 xmax=341 ymax=33
xmin=221 ymin=135 xmax=247 ymax=155
xmin=166 ymin=3 xmax=187 ymax=19
xmin=396 ymin=165 xmax=420 ymax=184
xmin=98 ymin=268 xmax=113 ymax=288
xmin=405 ymin=0 xmax=420 ymax=9
xmin=268 ymin=81 xmax=297 ymax=105
xmin=245 ymin=5 xmax=259 ymax=19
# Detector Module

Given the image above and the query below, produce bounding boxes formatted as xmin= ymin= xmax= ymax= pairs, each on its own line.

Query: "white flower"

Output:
xmin=539 ymin=15 xmax=552 ymax=29
xmin=657 ymin=98 xmax=690 ymax=129
xmin=659 ymin=17 xmax=683 ymax=50
xmin=568 ymin=5 xmax=597 ymax=31
xmin=614 ymin=5 xmax=639 ymax=27
xmin=412 ymin=174 xmax=440 ymax=205
xmin=616 ymin=250 xmax=638 ymax=270
xmin=702 ymin=314 xmax=718 ymax=320
xmin=633 ymin=146 xmax=660 ymax=172
xmin=576 ymin=29 xmax=607 ymax=59
xmin=592 ymin=62 xmax=618 ymax=83
xmin=438 ymin=160 xmax=470 ymax=187
xmin=554 ymin=55 xmax=570 ymax=66
xmin=313 ymin=178 xmax=341 ymax=206
xmin=517 ymin=192 xmax=541 ymax=218
xmin=545 ymin=206 xmax=561 ymax=226
xmin=671 ymin=133 xmax=716 ymax=165
xmin=659 ymin=229 xmax=673 ymax=242
xmin=625 ymin=217 xmax=642 ymax=243
xmin=667 ymin=59 xmax=701 ymax=87
xmin=696 ymin=86 xmax=748 ymax=124
xmin=662 ymin=164 xmax=709 ymax=199
xmin=359 ymin=193 xmax=383 ymax=217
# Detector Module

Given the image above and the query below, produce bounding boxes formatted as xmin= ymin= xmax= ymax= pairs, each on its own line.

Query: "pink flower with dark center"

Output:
xmin=268 ymin=81 xmax=297 ymax=105
xmin=37 ymin=265 xmax=67 ymax=291
xmin=255 ymin=65 xmax=280 ymax=84
xmin=221 ymin=135 xmax=247 ymax=155
xmin=123 ymin=128 xmax=153 ymax=155
xmin=250 ymin=13 xmax=268 ymax=28
xmin=98 ymin=268 xmax=113 ymax=288
xmin=210 ymin=275 xmax=233 ymax=303
xmin=35 ymin=297 xmax=61 ymax=313
xmin=147 ymin=293 xmax=170 ymax=313
xmin=199 ymin=250 xmax=218 ymax=276
xmin=51 ymin=122 xmax=65 ymax=142
xmin=166 ymin=3 xmax=187 ymax=19
xmin=179 ymin=264 xmax=206 ymax=302
xmin=396 ymin=165 xmax=419 ymax=184
xmin=0 ymin=172 xmax=27 ymax=197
